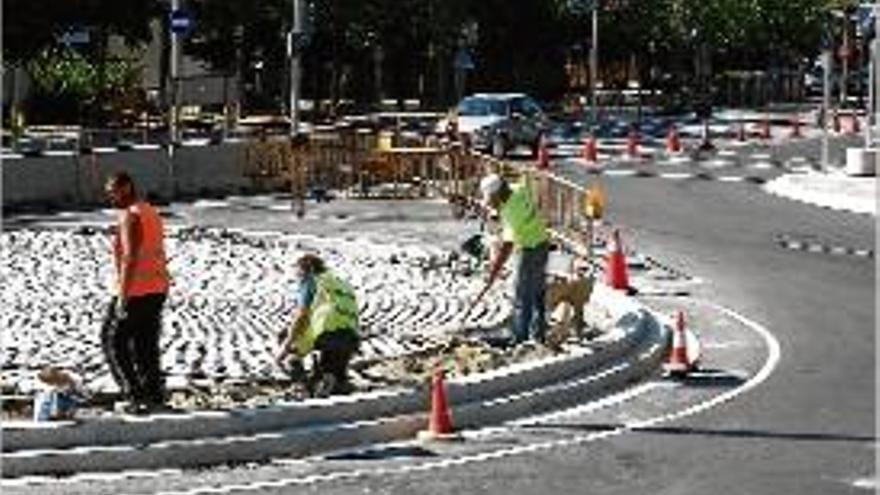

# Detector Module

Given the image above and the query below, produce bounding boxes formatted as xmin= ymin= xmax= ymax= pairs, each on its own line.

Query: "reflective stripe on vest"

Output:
xmin=500 ymin=183 xmax=548 ymax=249
xmin=114 ymin=202 xmax=170 ymax=297
xmin=296 ymin=271 xmax=358 ymax=356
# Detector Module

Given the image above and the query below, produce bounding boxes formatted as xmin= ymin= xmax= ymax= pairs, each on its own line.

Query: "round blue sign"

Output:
xmin=170 ymin=9 xmax=193 ymax=35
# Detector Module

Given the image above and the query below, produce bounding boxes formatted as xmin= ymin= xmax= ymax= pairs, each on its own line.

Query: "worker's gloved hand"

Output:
xmin=114 ymin=297 xmax=127 ymax=320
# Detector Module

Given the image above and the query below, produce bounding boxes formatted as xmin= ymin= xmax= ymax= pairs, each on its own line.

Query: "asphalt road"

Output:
xmin=4 ymin=137 xmax=876 ymax=494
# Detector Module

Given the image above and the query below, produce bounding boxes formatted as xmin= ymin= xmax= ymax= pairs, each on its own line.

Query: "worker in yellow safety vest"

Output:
xmin=467 ymin=173 xmax=549 ymax=345
xmin=103 ymin=172 xmax=170 ymax=413
xmin=277 ymin=254 xmax=360 ymax=397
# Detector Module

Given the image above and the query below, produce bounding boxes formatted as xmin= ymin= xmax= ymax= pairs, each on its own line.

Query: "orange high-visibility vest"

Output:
xmin=114 ymin=202 xmax=170 ymax=297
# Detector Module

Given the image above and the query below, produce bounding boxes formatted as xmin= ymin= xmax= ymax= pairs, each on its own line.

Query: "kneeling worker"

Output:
xmin=276 ymin=254 xmax=360 ymax=397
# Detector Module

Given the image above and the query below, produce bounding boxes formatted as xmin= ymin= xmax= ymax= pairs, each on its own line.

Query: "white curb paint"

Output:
xmin=134 ymin=300 xmax=780 ymax=495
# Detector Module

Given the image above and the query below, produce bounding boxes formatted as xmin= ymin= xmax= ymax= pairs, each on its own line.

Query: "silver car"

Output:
xmin=437 ymin=93 xmax=549 ymax=157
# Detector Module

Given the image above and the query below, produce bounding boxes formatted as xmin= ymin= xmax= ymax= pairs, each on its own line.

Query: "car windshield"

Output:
xmin=457 ymin=98 xmax=507 ymax=117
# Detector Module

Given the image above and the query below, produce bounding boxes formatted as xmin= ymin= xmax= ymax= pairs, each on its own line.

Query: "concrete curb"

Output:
xmin=763 ymin=172 xmax=877 ymax=216
xmin=1 ymin=284 xmax=668 ymax=477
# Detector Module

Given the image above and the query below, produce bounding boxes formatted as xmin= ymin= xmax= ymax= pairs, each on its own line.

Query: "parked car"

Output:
xmin=436 ymin=93 xmax=549 ymax=157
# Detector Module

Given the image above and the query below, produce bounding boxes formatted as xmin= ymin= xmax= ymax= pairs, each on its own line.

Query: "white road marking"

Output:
xmin=717 ymin=176 xmax=745 ymax=183
xmin=852 ymin=477 xmax=877 ymax=490
xmin=604 ymin=169 xmax=639 ymax=177
xmin=130 ymin=301 xmax=780 ymax=495
xmin=658 ymin=172 xmax=694 ymax=180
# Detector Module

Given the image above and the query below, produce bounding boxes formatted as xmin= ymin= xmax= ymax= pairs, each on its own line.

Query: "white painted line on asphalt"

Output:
xmin=717 ymin=176 xmax=745 ymax=183
xmin=852 ymin=477 xmax=877 ymax=490
xmin=42 ymin=150 xmax=76 ymax=157
xmin=750 ymin=161 xmax=775 ymax=170
xmin=133 ymin=302 xmax=780 ymax=495
xmin=702 ymin=159 xmax=732 ymax=169
xmin=658 ymin=172 xmax=694 ymax=180
xmin=93 ymin=147 xmax=118 ymax=154
xmin=603 ymin=169 xmax=638 ymax=177
xmin=132 ymin=144 xmax=162 ymax=151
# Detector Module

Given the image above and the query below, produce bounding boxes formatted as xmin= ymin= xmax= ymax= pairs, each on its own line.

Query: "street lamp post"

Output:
xmin=170 ymin=0 xmax=180 ymax=148
xmin=289 ymin=0 xmax=303 ymax=137
xmin=589 ymin=3 xmax=599 ymax=125
xmin=822 ymin=49 xmax=833 ymax=169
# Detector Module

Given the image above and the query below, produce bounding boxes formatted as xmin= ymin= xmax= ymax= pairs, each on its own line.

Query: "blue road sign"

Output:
xmin=59 ymin=27 xmax=90 ymax=47
xmin=170 ymin=9 xmax=194 ymax=36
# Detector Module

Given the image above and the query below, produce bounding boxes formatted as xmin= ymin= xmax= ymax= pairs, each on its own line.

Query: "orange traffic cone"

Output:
xmin=604 ymin=229 xmax=631 ymax=293
xmin=583 ymin=135 xmax=598 ymax=163
xmin=418 ymin=367 xmax=460 ymax=441
xmin=626 ymin=128 xmax=639 ymax=159
xmin=790 ymin=115 xmax=802 ymax=138
xmin=666 ymin=126 xmax=681 ymax=154
xmin=536 ymin=134 xmax=550 ymax=170
xmin=664 ymin=311 xmax=693 ymax=378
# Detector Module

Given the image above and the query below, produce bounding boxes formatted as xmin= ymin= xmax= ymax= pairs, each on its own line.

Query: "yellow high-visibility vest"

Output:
xmin=295 ymin=271 xmax=358 ymax=356
xmin=500 ymin=183 xmax=548 ymax=249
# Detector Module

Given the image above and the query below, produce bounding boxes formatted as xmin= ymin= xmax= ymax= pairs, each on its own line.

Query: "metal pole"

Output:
xmin=842 ymin=15 xmax=850 ymax=106
xmin=290 ymin=0 xmax=302 ymax=137
xmin=873 ymin=6 xmax=880 ymax=149
xmin=170 ymin=0 xmax=179 ymax=147
xmin=868 ymin=36 xmax=875 ymax=147
xmin=822 ymin=50 xmax=833 ymax=169
xmin=590 ymin=6 xmax=598 ymax=125
xmin=168 ymin=0 xmax=180 ymax=199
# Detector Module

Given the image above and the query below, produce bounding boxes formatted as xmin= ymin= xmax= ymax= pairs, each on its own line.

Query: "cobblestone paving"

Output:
xmin=1 ymin=225 xmax=510 ymax=396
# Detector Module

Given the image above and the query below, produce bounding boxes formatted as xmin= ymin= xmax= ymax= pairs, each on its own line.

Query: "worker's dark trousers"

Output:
xmin=101 ymin=294 xmax=167 ymax=404
xmin=512 ymin=242 xmax=549 ymax=344
xmin=312 ymin=330 xmax=359 ymax=387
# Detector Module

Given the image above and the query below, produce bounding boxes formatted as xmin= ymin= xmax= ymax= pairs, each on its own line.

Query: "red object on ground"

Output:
xmin=666 ymin=126 xmax=681 ymax=153
xmin=425 ymin=367 xmax=456 ymax=438
xmin=664 ymin=311 xmax=693 ymax=376
xmin=604 ymin=229 xmax=630 ymax=291
xmin=583 ymin=135 xmax=598 ymax=163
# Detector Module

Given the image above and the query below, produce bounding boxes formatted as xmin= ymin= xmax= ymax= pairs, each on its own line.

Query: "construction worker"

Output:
xmin=276 ymin=254 xmax=360 ymax=397
xmin=468 ymin=173 xmax=549 ymax=345
xmin=103 ymin=172 xmax=170 ymax=413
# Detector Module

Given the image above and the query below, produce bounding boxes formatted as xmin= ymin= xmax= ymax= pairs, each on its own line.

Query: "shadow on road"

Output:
xmin=521 ymin=422 xmax=876 ymax=444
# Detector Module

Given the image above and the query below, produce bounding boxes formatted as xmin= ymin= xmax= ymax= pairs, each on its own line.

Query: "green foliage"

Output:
xmin=25 ymin=49 xmax=143 ymax=123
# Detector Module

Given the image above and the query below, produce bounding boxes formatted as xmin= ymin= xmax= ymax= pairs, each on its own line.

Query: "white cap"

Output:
xmin=479 ymin=174 xmax=504 ymax=204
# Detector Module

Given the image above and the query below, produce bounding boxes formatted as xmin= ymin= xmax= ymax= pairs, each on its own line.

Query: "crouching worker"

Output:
xmin=276 ymin=254 xmax=360 ymax=397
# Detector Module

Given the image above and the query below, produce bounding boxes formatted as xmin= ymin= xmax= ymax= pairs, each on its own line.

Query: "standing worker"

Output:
xmin=468 ymin=174 xmax=549 ymax=345
xmin=276 ymin=254 xmax=360 ymax=397
xmin=103 ymin=172 xmax=170 ymax=413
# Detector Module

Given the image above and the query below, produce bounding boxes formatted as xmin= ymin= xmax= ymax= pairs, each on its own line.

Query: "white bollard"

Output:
xmin=845 ymin=147 xmax=878 ymax=176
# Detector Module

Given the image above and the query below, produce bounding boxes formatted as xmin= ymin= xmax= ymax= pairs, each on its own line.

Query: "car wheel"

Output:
xmin=491 ymin=135 xmax=507 ymax=158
